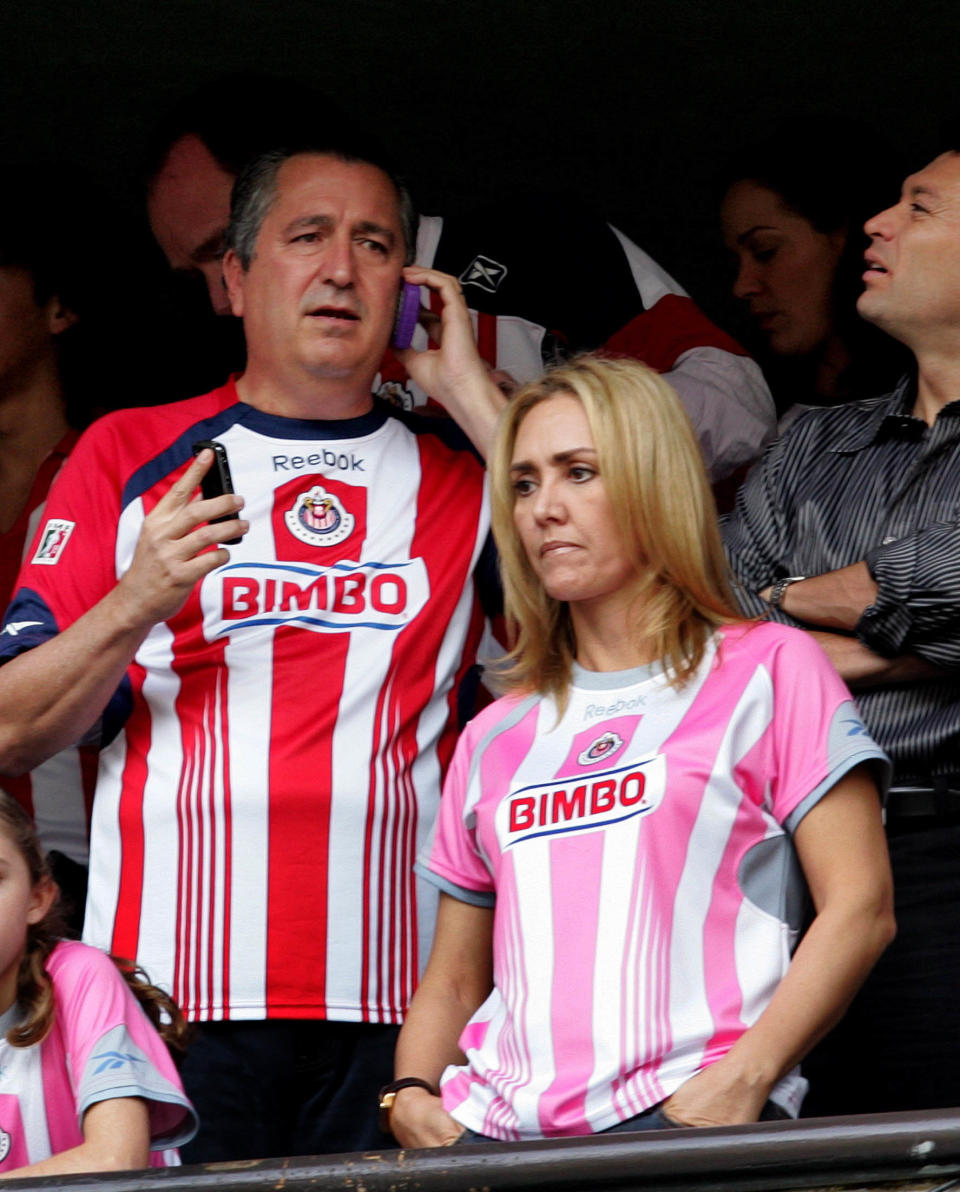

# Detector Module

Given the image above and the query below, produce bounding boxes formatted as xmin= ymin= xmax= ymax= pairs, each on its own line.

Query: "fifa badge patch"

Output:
xmin=577 ymin=730 xmax=624 ymax=767
xmin=32 ymin=519 xmax=75 ymax=564
xmin=284 ymin=485 xmax=355 ymax=547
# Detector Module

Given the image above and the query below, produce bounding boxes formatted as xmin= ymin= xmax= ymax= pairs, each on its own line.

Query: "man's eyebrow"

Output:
xmin=282 ymin=214 xmax=335 ymax=237
xmin=355 ymin=220 xmax=396 ymax=246
xmin=191 ymin=230 xmax=227 ymax=263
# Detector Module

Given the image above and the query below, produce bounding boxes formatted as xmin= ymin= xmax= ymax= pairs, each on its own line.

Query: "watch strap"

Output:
xmin=768 ymin=575 xmax=806 ymax=610
xmin=378 ymin=1077 xmax=438 ymax=1134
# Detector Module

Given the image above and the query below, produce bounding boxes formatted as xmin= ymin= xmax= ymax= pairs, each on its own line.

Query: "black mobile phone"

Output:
xmin=192 ymin=440 xmax=243 ymax=546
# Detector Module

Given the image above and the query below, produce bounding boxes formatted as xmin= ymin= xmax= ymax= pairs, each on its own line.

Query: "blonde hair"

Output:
xmin=490 ymin=355 xmax=740 ymax=706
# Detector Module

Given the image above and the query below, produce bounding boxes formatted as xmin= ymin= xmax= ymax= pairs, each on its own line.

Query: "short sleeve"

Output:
xmin=761 ymin=630 xmax=890 ymax=829
xmin=47 ymin=943 xmax=197 ymax=1149
xmin=0 ymin=421 xmax=125 ymax=662
xmin=417 ymin=722 xmax=496 ymax=903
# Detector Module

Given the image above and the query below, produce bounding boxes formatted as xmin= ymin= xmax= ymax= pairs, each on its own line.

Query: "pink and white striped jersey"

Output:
xmin=420 ymin=623 xmax=888 ymax=1139
xmin=0 ymin=380 xmax=492 ymax=1023
xmin=0 ymin=941 xmax=195 ymax=1171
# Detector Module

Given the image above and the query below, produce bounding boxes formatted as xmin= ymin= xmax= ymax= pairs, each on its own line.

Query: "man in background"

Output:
xmin=723 ymin=143 xmax=960 ymax=1116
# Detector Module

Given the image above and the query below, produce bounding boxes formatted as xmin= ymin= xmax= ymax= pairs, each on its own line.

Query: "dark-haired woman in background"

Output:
xmin=721 ymin=117 xmax=910 ymax=427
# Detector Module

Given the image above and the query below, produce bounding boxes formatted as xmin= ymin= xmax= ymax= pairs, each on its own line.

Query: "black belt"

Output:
xmin=884 ymin=786 xmax=960 ymax=827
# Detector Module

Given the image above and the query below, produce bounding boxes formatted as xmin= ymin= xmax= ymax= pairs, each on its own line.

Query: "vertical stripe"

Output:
xmin=109 ymin=664 xmax=150 ymax=964
xmin=723 ymin=379 xmax=960 ymax=784
xmin=477 ymin=311 xmax=497 ymax=366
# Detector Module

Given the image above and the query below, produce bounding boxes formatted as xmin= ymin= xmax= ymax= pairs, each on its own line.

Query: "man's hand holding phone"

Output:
xmin=392 ymin=266 xmax=507 ymax=459
xmin=114 ymin=448 xmax=248 ymax=629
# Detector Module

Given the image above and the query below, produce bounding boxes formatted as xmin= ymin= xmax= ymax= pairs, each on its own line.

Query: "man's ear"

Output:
xmin=222 ymin=250 xmax=246 ymax=318
xmin=46 ymin=297 xmax=79 ymax=337
xmin=26 ymin=876 xmax=58 ymax=926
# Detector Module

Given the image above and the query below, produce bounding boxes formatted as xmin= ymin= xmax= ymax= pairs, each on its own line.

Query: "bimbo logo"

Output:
xmin=202 ymin=558 xmax=429 ymax=638
xmin=498 ymin=753 xmax=666 ymax=848
xmin=284 ymin=485 xmax=355 ymax=547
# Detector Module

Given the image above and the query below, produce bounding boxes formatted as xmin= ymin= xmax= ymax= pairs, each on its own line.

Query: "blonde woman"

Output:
xmin=385 ymin=357 xmax=894 ymax=1145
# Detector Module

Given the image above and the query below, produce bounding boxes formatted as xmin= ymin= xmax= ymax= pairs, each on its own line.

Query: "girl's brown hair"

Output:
xmin=0 ymin=792 xmax=190 ymax=1055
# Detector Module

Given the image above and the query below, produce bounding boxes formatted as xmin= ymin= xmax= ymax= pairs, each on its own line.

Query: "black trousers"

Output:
xmin=179 ymin=1018 xmax=399 ymax=1162
xmin=802 ymin=821 xmax=960 ymax=1117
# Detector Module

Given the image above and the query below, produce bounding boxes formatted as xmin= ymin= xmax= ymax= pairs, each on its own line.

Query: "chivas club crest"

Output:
xmin=284 ymin=485 xmax=355 ymax=547
xmin=577 ymin=730 xmax=623 ymax=767
xmin=376 ymin=379 xmax=415 ymax=411
xmin=0 ymin=1127 xmax=10 ymax=1164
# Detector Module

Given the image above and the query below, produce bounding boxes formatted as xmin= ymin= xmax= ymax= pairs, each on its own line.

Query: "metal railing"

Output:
xmin=5 ymin=1110 xmax=960 ymax=1192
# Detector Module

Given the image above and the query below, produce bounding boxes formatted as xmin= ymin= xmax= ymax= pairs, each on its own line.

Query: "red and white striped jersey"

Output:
xmin=0 ymin=428 xmax=94 ymax=866
xmin=421 ymin=624 xmax=889 ymax=1138
xmin=1 ymin=380 xmax=492 ymax=1024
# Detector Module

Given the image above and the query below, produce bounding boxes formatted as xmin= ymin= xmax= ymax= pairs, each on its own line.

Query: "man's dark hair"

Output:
xmin=0 ymin=166 xmax=110 ymax=426
xmin=934 ymin=115 xmax=960 ymax=157
xmin=143 ymin=73 xmax=346 ymax=186
xmin=0 ymin=173 xmax=97 ymax=317
xmin=144 ymin=73 xmax=418 ymax=266
xmin=227 ymin=145 xmax=418 ymax=270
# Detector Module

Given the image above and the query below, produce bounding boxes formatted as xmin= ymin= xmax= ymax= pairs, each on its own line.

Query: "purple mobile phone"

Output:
xmin=192 ymin=440 xmax=243 ymax=546
xmin=391 ymin=282 xmax=421 ymax=350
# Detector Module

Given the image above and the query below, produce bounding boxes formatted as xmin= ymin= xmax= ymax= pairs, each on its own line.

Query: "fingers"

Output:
xmin=402 ymin=265 xmax=466 ymax=299
xmin=163 ymin=448 xmax=217 ymax=509
xmin=155 ymin=450 xmax=246 ymax=538
xmin=401 ymin=267 xmax=472 ymax=327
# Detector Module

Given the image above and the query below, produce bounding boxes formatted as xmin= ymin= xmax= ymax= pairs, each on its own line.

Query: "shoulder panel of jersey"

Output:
xmin=1 ymin=380 xmax=244 ymax=638
xmin=424 ymin=196 xmax=662 ymax=354
xmin=712 ymin=621 xmax=887 ymax=823
xmin=381 ymin=399 xmax=479 ymax=455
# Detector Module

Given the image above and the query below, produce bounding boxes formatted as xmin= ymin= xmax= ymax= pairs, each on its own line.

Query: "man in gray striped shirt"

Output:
xmin=723 ymin=146 xmax=960 ymax=1120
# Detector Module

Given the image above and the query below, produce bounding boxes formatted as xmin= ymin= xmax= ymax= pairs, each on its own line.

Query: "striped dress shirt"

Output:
xmin=722 ymin=374 xmax=960 ymax=786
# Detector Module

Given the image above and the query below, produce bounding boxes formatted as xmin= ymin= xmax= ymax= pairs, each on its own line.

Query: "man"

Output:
xmin=722 ymin=146 xmax=960 ymax=1116
xmin=144 ymin=75 xmax=774 ymax=488
xmin=0 ymin=138 xmax=504 ymax=1160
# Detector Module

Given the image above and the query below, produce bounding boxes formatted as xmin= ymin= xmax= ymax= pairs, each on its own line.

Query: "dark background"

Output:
xmin=1 ymin=0 xmax=954 ymax=403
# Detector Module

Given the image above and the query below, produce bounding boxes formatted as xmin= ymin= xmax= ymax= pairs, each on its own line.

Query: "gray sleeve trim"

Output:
xmin=414 ymin=861 xmax=496 ymax=908
xmin=77 ymin=1024 xmax=198 ymax=1148
xmin=783 ymin=748 xmax=890 ymax=835
xmin=465 ymin=693 xmax=540 ymax=792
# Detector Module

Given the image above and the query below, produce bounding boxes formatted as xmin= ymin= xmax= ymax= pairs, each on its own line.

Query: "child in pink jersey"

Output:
xmin=385 ymin=357 xmax=896 ymax=1145
xmin=0 ymin=794 xmax=196 ymax=1176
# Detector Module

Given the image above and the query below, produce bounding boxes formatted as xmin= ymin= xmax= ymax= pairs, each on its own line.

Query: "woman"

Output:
xmin=386 ymin=356 xmax=895 ymax=1144
xmin=720 ymin=118 xmax=909 ymax=425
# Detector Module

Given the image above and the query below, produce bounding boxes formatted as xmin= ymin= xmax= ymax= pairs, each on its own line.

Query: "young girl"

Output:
xmin=0 ymin=793 xmax=196 ymax=1176
xmin=387 ymin=356 xmax=895 ymax=1145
